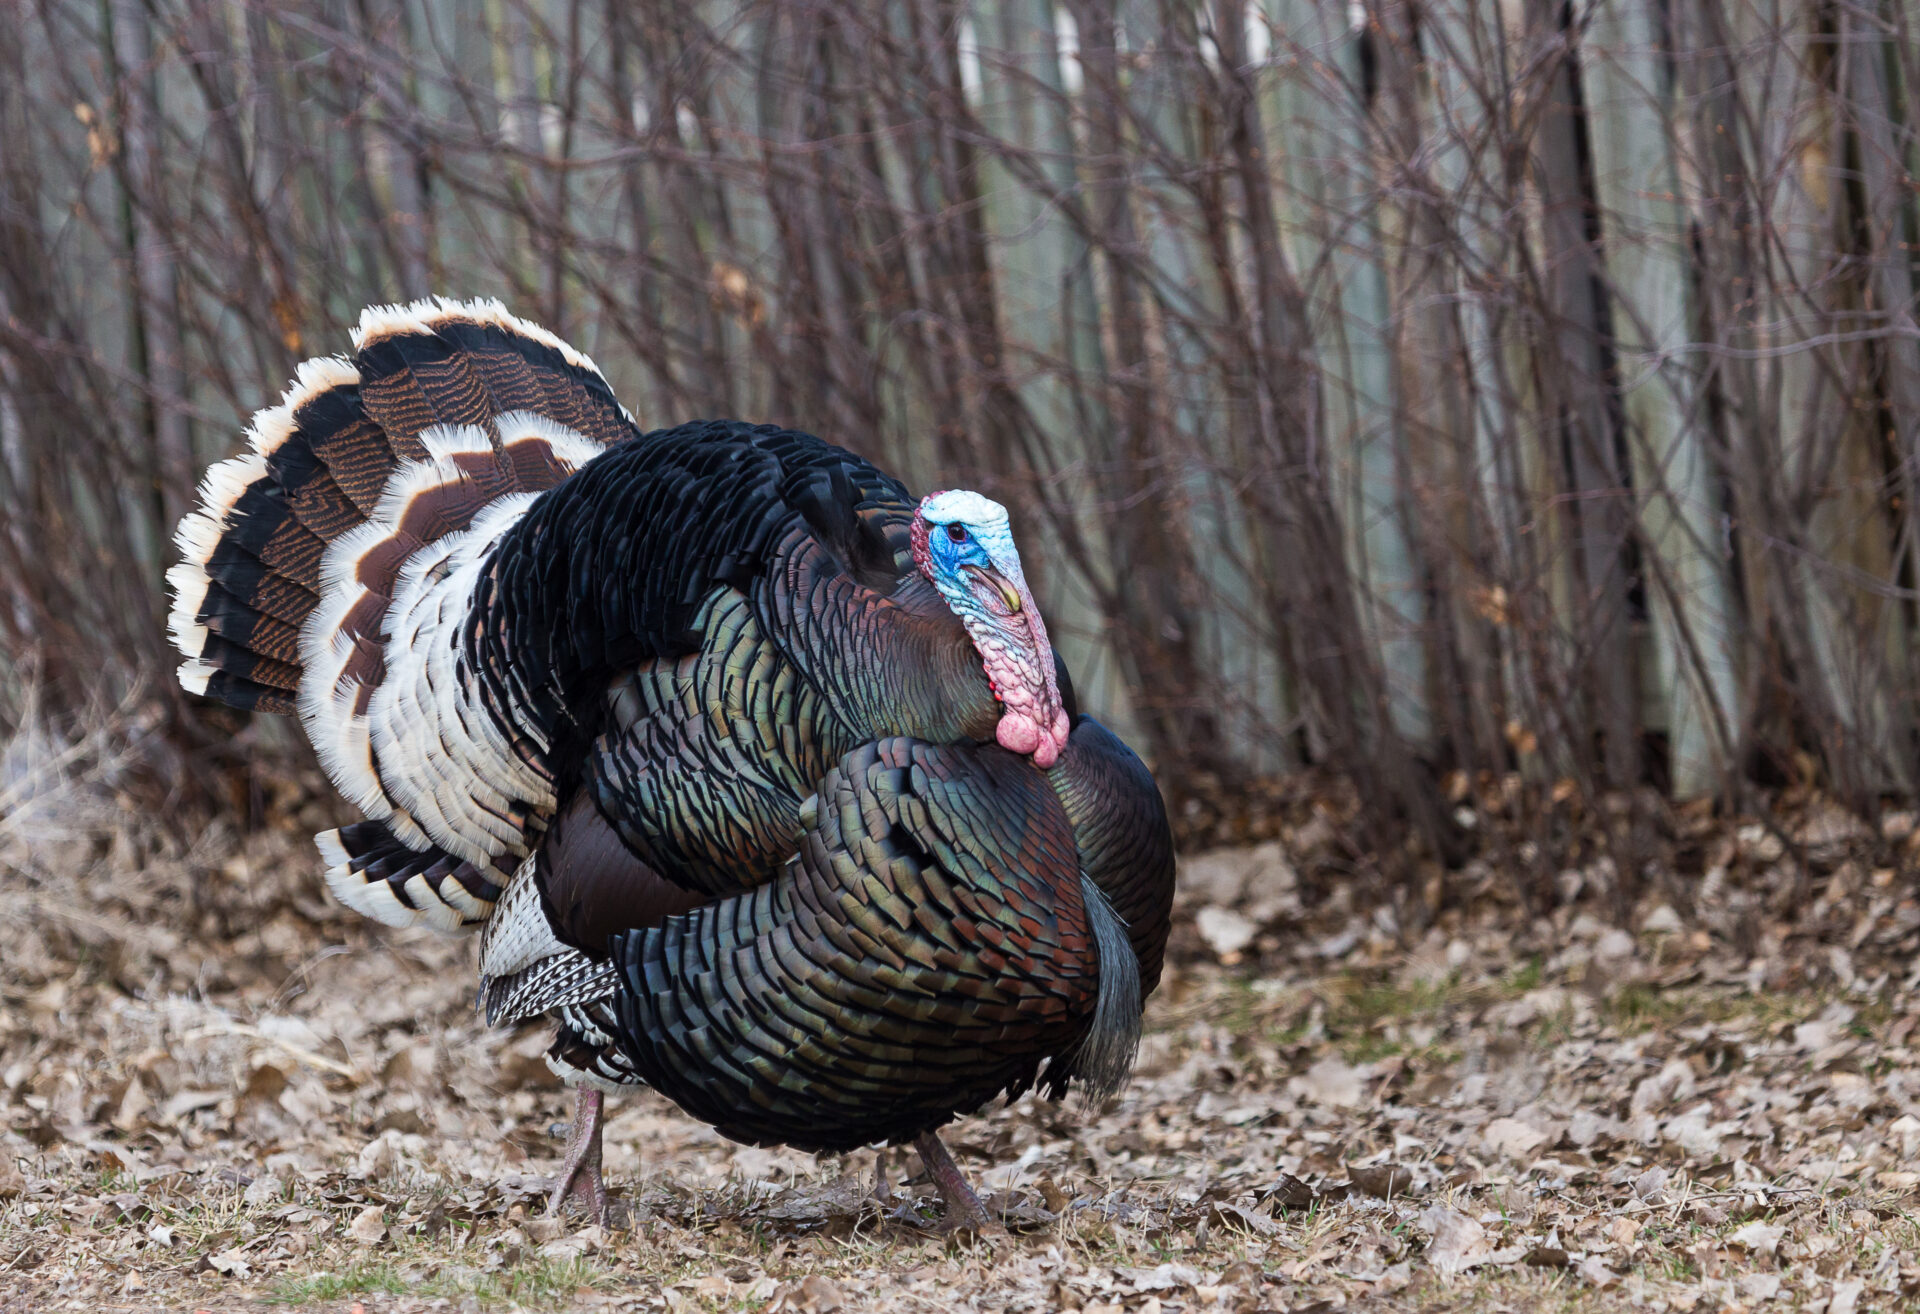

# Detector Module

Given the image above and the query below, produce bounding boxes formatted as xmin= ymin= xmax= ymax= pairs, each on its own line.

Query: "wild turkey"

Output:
xmin=167 ymin=298 xmax=1174 ymax=1228
xmin=483 ymin=710 xmax=1171 ymax=1227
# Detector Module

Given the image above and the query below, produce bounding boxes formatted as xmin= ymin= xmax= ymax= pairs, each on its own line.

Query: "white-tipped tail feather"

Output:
xmin=167 ymin=451 xmax=270 ymax=668
xmin=298 ymin=417 xmax=604 ymax=873
xmin=317 ymin=825 xmax=508 ymax=933
xmin=323 ymin=857 xmax=422 ymax=930
xmin=353 ymin=296 xmax=614 ymax=386
xmin=495 ymin=411 xmax=609 ymax=473
xmin=246 ymin=356 xmax=358 ymax=459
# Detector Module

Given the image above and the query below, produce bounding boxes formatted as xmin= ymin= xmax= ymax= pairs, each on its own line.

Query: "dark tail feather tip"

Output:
xmin=1073 ymin=874 xmax=1142 ymax=1102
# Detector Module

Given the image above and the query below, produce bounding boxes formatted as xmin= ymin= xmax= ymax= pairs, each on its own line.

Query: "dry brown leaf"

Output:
xmin=346 ymin=1205 xmax=386 ymax=1245
xmin=1206 ymin=1199 xmax=1280 ymax=1236
xmin=1481 ymin=1118 xmax=1550 ymax=1161
xmin=206 ymin=1245 xmax=251 ymax=1277
xmin=1291 ymin=1056 xmax=1368 ymax=1109
xmin=1195 ymin=907 xmax=1259 ymax=960
xmin=770 ymin=1274 xmax=844 ymax=1312
xmin=242 ymin=1060 xmax=289 ymax=1104
xmin=158 ymin=1088 xmax=223 ymax=1123
xmin=1575 ymin=1255 xmax=1615 ymax=1286
xmin=1119 ymin=1264 xmax=1200 ymax=1292
xmin=1348 ymin=1164 xmax=1415 ymax=1199
xmin=1728 ymin=1221 xmax=1784 ymax=1254
xmin=1256 ymin=1174 xmax=1317 ymax=1212
xmin=1422 ymin=1204 xmax=1490 ymax=1275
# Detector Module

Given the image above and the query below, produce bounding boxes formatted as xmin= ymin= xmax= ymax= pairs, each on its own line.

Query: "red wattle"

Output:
xmin=997 ymin=714 xmax=1041 ymax=755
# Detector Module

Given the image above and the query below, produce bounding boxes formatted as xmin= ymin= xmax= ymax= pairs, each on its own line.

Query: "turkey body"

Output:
xmin=606 ymin=727 xmax=1157 ymax=1152
xmin=167 ymin=298 xmax=1175 ymax=1223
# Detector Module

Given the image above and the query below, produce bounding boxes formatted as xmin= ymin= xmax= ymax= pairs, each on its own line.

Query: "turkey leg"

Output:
xmin=912 ymin=1131 xmax=1000 ymax=1234
xmin=548 ymin=1087 xmax=611 ymax=1224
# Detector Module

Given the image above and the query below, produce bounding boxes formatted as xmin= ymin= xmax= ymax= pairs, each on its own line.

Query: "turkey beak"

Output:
xmin=969 ymin=566 xmax=1024 ymax=615
xmin=970 ymin=549 xmax=1038 ymax=628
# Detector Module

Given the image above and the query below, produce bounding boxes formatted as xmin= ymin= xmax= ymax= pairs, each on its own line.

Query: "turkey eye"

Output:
xmin=946 ymin=523 xmax=968 ymax=542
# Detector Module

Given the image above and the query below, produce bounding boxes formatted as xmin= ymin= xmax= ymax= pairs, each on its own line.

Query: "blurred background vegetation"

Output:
xmin=2 ymin=0 xmax=1919 ymax=911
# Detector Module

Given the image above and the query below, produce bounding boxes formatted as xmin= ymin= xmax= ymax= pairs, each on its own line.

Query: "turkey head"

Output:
xmin=910 ymin=490 xmax=1071 ymax=768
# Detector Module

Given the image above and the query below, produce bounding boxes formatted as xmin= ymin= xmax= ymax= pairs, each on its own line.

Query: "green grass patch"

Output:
xmin=269 ymin=1255 xmax=609 ymax=1310
xmin=1604 ymin=983 xmax=1687 ymax=1030
xmin=270 ymin=1261 xmax=411 ymax=1303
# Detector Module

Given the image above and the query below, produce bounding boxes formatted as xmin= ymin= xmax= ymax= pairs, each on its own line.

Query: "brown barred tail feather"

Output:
xmin=169 ymin=298 xmax=635 ymax=719
xmin=168 ymin=298 xmax=642 ymax=930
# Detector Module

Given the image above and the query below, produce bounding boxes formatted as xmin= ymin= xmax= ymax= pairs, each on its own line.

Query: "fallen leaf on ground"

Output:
xmin=1349 ymin=1163 xmax=1414 ymax=1199
xmin=1728 ymin=1221 xmax=1784 ymax=1254
xmin=1423 ymin=1204 xmax=1489 ymax=1275
xmin=1291 ymin=1056 xmax=1367 ymax=1109
xmin=1481 ymin=1117 xmax=1550 ymax=1160
xmin=206 ymin=1246 xmax=251 ymax=1277
xmin=1196 ymin=906 xmax=1259 ymax=959
xmin=346 ymin=1205 xmax=386 ymax=1245
xmin=773 ymin=1274 xmax=844 ymax=1312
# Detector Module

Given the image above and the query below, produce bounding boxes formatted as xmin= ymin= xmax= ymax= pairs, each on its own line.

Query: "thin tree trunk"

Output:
xmin=1528 ymin=7 xmax=1639 ymax=794
xmin=1267 ymin=0 xmax=1433 ymax=753
xmin=361 ymin=0 xmax=432 ymax=301
xmin=1226 ymin=0 xmax=1446 ymax=856
xmin=111 ymin=0 xmax=193 ymax=547
xmin=1582 ymin=0 xmax=1743 ymax=797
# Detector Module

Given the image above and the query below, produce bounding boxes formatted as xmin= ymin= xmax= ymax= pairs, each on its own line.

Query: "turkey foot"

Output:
xmin=549 ymin=1087 xmax=612 ymax=1225
xmin=913 ymin=1131 xmax=1003 ymax=1236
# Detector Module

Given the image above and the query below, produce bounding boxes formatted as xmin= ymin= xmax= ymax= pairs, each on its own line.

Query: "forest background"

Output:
xmin=7 ymin=0 xmax=1920 ymax=915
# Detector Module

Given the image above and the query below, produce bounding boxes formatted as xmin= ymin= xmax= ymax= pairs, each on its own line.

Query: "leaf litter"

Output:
xmin=6 ymin=762 xmax=1920 ymax=1310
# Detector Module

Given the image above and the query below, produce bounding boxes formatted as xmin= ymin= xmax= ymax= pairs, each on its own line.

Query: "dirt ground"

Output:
xmin=6 ymin=772 xmax=1920 ymax=1312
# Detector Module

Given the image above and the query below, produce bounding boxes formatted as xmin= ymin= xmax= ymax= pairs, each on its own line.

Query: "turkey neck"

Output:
xmin=865 ymin=574 xmax=1003 ymax=746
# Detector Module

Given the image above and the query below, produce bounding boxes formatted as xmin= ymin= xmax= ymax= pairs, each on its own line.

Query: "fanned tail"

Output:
xmin=168 ymin=298 xmax=640 ymax=929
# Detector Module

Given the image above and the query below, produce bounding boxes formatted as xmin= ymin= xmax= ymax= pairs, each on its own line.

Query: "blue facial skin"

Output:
xmin=927 ymin=520 xmax=992 ymax=582
xmin=922 ymin=516 xmax=1027 ymax=619
xmin=914 ymin=489 xmax=1067 ymax=764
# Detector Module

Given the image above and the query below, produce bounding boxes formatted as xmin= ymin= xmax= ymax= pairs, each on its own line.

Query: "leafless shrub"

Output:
xmin=2 ymin=0 xmax=1917 ymax=901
